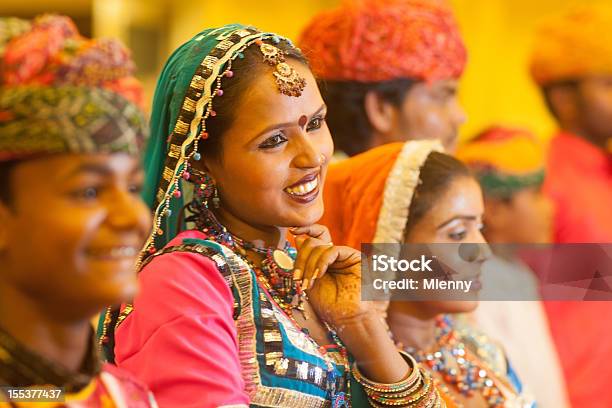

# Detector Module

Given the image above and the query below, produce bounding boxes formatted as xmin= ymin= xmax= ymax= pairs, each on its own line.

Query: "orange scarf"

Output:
xmin=321 ymin=141 xmax=442 ymax=248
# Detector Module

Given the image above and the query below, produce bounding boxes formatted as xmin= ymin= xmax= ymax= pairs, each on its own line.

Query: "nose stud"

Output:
xmin=319 ymin=154 xmax=326 ymax=165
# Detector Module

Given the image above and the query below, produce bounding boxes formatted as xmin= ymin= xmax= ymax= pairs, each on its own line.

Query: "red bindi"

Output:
xmin=298 ymin=115 xmax=308 ymax=129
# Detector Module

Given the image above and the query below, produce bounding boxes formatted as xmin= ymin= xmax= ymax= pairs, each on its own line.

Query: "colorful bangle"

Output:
xmin=353 ymin=351 xmax=445 ymax=407
xmin=352 ymin=351 xmax=421 ymax=393
xmin=369 ymin=374 xmax=429 ymax=405
xmin=370 ymin=371 xmax=444 ymax=407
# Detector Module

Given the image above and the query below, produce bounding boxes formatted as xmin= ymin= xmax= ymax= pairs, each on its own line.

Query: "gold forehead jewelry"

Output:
xmin=256 ymin=40 xmax=306 ymax=97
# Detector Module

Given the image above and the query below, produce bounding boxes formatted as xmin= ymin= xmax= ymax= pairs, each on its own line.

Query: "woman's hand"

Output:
xmin=290 ymin=225 xmax=378 ymax=327
xmin=290 ymin=224 xmax=408 ymax=383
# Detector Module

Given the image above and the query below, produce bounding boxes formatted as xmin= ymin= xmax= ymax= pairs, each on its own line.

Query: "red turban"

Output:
xmin=298 ymin=0 xmax=467 ymax=83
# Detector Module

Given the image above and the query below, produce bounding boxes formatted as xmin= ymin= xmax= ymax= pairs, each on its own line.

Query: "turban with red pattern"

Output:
xmin=298 ymin=0 xmax=467 ymax=83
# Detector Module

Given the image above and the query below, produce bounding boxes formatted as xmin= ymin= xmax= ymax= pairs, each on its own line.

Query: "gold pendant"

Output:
xmin=272 ymin=249 xmax=294 ymax=271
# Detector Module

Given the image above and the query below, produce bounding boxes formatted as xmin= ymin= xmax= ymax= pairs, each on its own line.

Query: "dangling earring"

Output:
xmin=212 ymin=183 xmax=220 ymax=209
xmin=193 ymin=169 xmax=218 ymax=209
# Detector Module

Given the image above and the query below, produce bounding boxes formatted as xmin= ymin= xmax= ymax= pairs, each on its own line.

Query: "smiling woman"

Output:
xmin=102 ymin=24 xmax=445 ymax=408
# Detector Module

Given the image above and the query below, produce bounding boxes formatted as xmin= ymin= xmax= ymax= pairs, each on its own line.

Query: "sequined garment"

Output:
xmin=108 ymin=230 xmax=369 ymax=407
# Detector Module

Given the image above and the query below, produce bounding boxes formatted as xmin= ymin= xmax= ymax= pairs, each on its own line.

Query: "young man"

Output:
xmin=0 ymin=15 xmax=155 ymax=407
xmin=529 ymin=6 xmax=612 ymax=407
xmin=298 ymin=0 xmax=467 ymax=156
xmin=531 ymin=5 xmax=612 ymax=243
xmin=457 ymin=127 xmax=570 ymax=408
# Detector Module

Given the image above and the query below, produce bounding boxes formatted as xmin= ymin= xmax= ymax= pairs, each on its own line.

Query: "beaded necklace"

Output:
xmin=194 ymin=208 xmax=351 ymax=407
xmin=237 ymin=245 xmax=351 ymax=407
xmin=231 ymin=234 xmax=309 ymax=318
xmin=397 ymin=315 xmax=506 ymax=408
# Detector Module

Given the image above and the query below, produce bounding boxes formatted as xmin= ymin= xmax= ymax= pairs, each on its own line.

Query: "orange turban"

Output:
xmin=298 ymin=0 xmax=467 ymax=83
xmin=530 ymin=4 xmax=612 ymax=85
xmin=321 ymin=140 xmax=442 ymax=248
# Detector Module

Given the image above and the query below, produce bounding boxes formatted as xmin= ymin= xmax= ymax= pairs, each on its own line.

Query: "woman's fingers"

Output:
xmin=293 ymin=237 xmax=322 ymax=281
xmin=328 ymin=245 xmax=362 ymax=271
xmin=302 ymin=243 xmax=334 ymax=289
xmin=291 ymin=224 xmax=333 ymax=281
xmin=290 ymin=224 xmax=332 ymax=243
xmin=304 ymin=246 xmax=342 ymax=290
xmin=291 ymin=228 xmax=361 ymax=290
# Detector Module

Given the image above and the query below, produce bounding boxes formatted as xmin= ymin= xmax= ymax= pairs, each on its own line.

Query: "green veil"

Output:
xmin=140 ymin=24 xmax=293 ymax=260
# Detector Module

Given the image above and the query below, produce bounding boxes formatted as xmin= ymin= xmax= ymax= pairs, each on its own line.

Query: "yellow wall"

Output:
xmin=449 ymin=0 xmax=604 ymax=141
xmin=93 ymin=0 xmax=609 ymax=140
xmin=165 ymin=0 xmax=339 ymax=51
xmin=162 ymin=0 xmax=610 ymax=141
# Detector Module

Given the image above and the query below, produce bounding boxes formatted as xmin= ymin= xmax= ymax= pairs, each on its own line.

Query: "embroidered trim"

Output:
xmin=251 ymin=387 xmax=329 ymax=407
xmin=114 ymin=239 xmax=344 ymax=407
xmin=373 ymin=140 xmax=443 ymax=244
xmin=197 ymin=242 xmax=337 ymax=405
xmin=260 ymin=298 xmax=345 ymax=392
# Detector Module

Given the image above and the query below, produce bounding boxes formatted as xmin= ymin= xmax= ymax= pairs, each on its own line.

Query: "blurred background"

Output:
xmin=2 ymin=0 xmax=609 ymax=141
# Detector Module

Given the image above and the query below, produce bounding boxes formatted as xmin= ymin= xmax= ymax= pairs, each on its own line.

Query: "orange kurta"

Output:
xmin=544 ymin=132 xmax=612 ymax=408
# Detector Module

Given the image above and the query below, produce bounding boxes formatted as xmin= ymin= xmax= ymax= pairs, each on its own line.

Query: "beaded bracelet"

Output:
xmin=352 ymin=351 xmax=445 ymax=407
xmin=370 ymin=376 xmax=424 ymax=400
xmin=369 ymin=388 xmax=443 ymax=408
xmin=352 ymin=351 xmax=421 ymax=393
xmin=369 ymin=372 xmax=430 ymax=405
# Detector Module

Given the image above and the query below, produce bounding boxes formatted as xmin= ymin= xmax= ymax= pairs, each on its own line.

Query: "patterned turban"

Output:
xmin=0 ymin=15 xmax=147 ymax=162
xmin=456 ymin=127 xmax=546 ymax=198
xmin=298 ymin=0 xmax=467 ymax=83
xmin=530 ymin=4 xmax=612 ymax=85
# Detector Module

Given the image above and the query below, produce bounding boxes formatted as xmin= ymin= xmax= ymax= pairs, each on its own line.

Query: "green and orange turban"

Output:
xmin=298 ymin=0 xmax=467 ymax=83
xmin=456 ymin=127 xmax=546 ymax=198
xmin=0 ymin=15 xmax=147 ymax=162
xmin=530 ymin=4 xmax=612 ymax=85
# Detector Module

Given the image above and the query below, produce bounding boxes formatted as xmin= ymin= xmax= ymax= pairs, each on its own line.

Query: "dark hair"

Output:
xmin=318 ymin=78 xmax=416 ymax=157
xmin=0 ymin=160 xmax=16 ymax=205
xmin=199 ymin=39 xmax=309 ymax=161
xmin=404 ymin=151 xmax=472 ymax=235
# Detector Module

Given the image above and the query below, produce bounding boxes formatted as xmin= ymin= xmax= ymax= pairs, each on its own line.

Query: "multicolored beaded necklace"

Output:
xmin=398 ymin=315 xmax=506 ymax=408
xmin=193 ymin=205 xmax=351 ymax=407
xmin=231 ymin=234 xmax=310 ymax=319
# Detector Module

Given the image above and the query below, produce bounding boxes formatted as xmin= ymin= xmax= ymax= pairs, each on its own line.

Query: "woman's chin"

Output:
xmin=281 ymin=203 xmax=325 ymax=227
